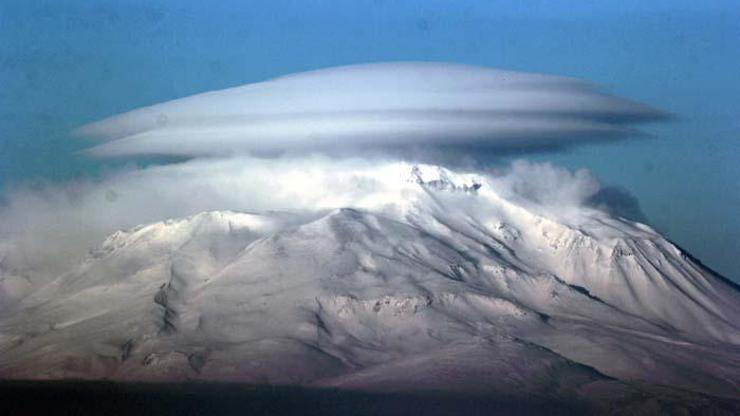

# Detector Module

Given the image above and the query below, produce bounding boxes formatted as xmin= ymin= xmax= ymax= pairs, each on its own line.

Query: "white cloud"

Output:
xmin=0 ymin=157 xmax=618 ymax=296
xmin=75 ymin=62 xmax=665 ymax=158
xmin=491 ymin=160 xmax=601 ymax=208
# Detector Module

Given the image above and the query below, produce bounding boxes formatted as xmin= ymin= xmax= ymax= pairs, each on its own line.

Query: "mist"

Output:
xmin=0 ymin=155 xmax=647 ymax=307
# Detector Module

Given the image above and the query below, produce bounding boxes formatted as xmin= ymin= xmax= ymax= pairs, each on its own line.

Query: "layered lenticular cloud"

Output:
xmin=76 ymin=62 xmax=666 ymax=158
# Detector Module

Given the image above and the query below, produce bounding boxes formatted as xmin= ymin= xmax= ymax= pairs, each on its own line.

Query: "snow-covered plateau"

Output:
xmin=1 ymin=161 xmax=739 ymax=413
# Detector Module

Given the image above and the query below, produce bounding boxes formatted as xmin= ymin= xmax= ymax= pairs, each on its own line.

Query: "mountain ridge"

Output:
xmin=0 ymin=162 xmax=738 ymax=411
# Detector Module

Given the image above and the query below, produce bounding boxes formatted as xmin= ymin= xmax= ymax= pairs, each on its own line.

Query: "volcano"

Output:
xmin=1 ymin=162 xmax=738 ymax=414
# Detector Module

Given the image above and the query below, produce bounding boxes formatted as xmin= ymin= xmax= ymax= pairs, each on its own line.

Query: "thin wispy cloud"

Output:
xmin=0 ymin=155 xmax=645 ymax=304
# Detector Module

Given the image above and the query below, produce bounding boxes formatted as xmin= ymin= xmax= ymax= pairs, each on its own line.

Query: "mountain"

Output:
xmin=1 ymin=162 xmax=739 ymax=413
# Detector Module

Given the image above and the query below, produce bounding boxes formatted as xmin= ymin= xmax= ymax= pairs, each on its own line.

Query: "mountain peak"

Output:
xmin=409 ymin=164 xmax=483 ymax=193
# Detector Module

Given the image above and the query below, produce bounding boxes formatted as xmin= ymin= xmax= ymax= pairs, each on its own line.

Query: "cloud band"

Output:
xmin=76 ymin=62 xmax=666 ymax=158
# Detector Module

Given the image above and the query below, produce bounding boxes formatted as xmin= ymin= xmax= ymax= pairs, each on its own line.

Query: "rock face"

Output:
xmin=0 ymin=163 xmax=738 ymax=412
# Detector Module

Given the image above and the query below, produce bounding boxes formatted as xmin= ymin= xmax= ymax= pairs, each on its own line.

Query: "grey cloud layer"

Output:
xmin=77 ymin=62 xmax=666 ymax=157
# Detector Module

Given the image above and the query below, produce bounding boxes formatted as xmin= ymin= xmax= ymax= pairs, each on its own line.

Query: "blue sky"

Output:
xmin=1 ymin=0 xmax=738 ymax=280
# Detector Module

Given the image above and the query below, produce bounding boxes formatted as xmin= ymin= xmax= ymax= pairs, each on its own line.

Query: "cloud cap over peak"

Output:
xmin=76 ymin=62 xmax=667 ymax=158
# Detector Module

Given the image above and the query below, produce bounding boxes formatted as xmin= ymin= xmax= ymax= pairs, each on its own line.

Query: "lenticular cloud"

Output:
xmin=77 ymin=62 xmax=665 ymax=158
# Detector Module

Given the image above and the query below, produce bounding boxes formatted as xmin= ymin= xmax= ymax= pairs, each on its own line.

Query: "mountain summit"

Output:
xmin=1 ymin=161 xmax=738 ymax=412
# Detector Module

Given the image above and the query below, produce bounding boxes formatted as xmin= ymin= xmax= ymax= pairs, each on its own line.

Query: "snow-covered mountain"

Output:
xmin=1 ymin=162 xmax=738 ymax=411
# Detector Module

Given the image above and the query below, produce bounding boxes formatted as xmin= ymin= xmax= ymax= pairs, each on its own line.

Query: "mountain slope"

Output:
xmin=0 ymin=162 xmax=738 ymax=410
